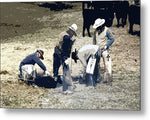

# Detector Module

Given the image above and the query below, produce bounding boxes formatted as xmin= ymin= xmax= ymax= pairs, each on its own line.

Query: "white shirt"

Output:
xmin=78 ymin=45 xmax=99 ymax=68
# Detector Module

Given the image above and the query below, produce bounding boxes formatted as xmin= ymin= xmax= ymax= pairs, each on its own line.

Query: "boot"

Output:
xmin=103 ymin=72 xmax=113 ymax=84
xmin=85 ymin=74 xmax=95 ymax=86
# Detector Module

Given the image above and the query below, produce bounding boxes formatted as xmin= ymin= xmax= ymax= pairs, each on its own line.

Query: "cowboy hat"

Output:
xmin=37 ymin=49 xmax=44 ymax=60
xmin=93 ymin=18 xmax=105 ymax=29
xmin=69 ymin=24 xmax=78 ymax=36
xmin=69 ymin=24 xmax=78 ymax=32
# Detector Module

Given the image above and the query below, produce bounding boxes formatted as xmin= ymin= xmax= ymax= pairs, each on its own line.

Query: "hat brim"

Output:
xmin=93 ymin=19 xmax=105 ymax=29
xmin=40 ymin=55 xmax=44 ymax=60
xmin=38 ymin=51 xmax=44 ymax=60
xmin=69 ymin=27 xmax=77 ymax=36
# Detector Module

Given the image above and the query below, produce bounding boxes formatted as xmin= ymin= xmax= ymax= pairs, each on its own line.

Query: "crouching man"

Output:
xmin=19 ymin=49 xmax=50 ymax=86
xmin=72 ymin=45 xmax=102 ymax=86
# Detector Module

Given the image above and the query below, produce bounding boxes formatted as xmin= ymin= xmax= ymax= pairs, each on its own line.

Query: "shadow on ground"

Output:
xmin=38 ymin=2 xmax=73 ymax=11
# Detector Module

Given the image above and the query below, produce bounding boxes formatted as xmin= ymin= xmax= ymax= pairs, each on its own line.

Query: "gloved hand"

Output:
xmin=64 ymin=58 xmax=69 ymax=65
xmin=44 ymin=70 xmax=50 ymax=76
xmin=64 ymin=58 xmax=70 ymax=69
xmin=103 ymin=46 xmax=108 ymax=51
xmin=63 ymin=62 xmax=68 ymax=69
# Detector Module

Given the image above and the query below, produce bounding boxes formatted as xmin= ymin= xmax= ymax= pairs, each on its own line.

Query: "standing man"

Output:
xmin=19 ymin=49 xmax=50 ymax=83
xmin=93 ymin=18 xmax=115 ymax=83
xmin=53 ymin=24 xmax=77 ymax=93
xmin=53 ymin=24 xmax=77 ymax=80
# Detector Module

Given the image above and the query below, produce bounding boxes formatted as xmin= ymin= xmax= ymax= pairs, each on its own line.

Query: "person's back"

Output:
xmin=78 ymin=45 xmax=99 ymax=67
xmin=21 ymin=53 xmax=37 ymax=65
xmin=20 ymin=52 xmax=46 ymax=72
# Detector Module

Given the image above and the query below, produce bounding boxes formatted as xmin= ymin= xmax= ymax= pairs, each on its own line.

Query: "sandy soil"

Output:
xmin=0 ymin=2 xmax=140 ymax=110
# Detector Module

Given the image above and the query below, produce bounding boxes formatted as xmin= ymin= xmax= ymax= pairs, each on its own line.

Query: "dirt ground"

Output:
xmin=0 ymin=2 xmax=140 ymax=110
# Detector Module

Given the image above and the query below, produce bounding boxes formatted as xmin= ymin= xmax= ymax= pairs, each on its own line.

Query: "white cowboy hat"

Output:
xmin=93 ymin=18 xmax=105 ymax=29
xmin=69 ymin=24 xmax=78 ymax=32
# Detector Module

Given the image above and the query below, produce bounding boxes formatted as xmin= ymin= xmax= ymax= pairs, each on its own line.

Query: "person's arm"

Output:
xmin=105 ymin=29 xmax=115 ymax=49
xmin=93 ymin=30 xmax=97 ymax=45
xmin=77 ymin=52 xmax=87 ymax=68
xmin=34 ymin=54 xmax=46 ymax=71
xmin=55 ymin=45 xmax=62 ymax=58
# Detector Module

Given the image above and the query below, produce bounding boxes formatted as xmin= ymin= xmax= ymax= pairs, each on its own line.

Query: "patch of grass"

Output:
xmin=1 ymin=95 xmax=20 ymax=108
xmin=1 ymin=81 xmax=49 ymax=108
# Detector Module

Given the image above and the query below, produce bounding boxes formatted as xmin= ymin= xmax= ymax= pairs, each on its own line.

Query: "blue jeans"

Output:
xmin=53 ymin=53 xmax=63 ymax=77
xmin=19 ymin=63 xmax=24 ymax=77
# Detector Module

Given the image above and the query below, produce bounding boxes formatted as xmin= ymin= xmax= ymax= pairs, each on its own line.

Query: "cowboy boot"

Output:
xmin=103 ymin=72 xmax=113 ymax=84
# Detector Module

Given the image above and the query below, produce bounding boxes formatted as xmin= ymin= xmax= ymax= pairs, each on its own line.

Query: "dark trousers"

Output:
xmin=53 ymin=53 xmax=63 ymax=77
xmin=86 ymin=49 xmax=101 ymax=86
xmin=19 ymin=63 xmax=24 ymax=76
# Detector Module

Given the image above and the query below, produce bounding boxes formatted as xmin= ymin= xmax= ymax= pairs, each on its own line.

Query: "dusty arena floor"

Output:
xmin=0 ymin=2 xmax=140 ymax=110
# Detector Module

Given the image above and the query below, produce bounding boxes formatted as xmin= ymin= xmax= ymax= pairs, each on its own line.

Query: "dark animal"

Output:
xmin=128 ymin=5 xmax=140 ymax=34
xmin=82 ymin=9 xmax=95 ymax=37
xmin=82 ymin=1 xmax=114 ymax=37
xmin=92 ymin=1 xmax=114 ymax=27
xmin=38 ymin=2 xmax=73 ymax=11
xmin=113 ymin=1 xmax=129 ymax=27
xmin=35 ymin=76 xmax=57 ymax=88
